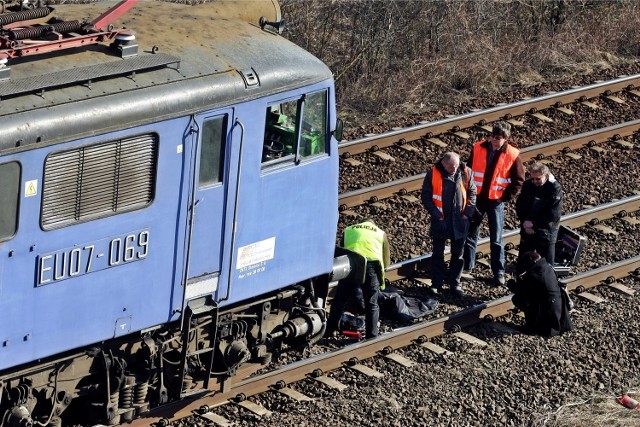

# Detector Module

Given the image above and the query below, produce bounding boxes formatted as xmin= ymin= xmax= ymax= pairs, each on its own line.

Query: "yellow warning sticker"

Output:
xmin=25 ymin=180 xmax=38 ymax=197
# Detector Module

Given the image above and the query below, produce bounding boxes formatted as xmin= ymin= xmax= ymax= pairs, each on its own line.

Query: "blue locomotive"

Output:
xmin=0 ymin=1 xmax=346 ymax=425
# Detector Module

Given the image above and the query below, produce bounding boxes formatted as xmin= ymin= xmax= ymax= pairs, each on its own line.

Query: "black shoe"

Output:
xmin=451 ymin=286 xmax=464 ymax=298
xmin=493 ymin=275 xmax=506 ymax=287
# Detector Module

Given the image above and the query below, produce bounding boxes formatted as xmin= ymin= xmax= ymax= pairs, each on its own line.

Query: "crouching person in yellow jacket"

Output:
xmin=325 ymin=219 xmax=390 ymax=339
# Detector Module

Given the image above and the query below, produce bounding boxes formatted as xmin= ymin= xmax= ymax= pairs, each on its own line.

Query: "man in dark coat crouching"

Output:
xmin=508 ymin=250 xmax=572 ymax=337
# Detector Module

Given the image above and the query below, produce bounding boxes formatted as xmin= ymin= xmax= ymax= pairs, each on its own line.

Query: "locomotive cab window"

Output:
xmin=199 ymin=116 xmax=227 ymax=187
xmin=0 ymin=161 xmax=20 ymax=241
xmin=262 ymin=89 xmax=328 ymax=165
xmin=299 ymin=90 xmax=327 ymax=158
xmin=41 ymin=134 xmax=158 ymax=230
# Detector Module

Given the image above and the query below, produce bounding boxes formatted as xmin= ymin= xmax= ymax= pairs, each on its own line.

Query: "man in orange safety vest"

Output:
xmin=463 ymin=121 xmax=524 ymax=286
xmin=421 ymin=152 xmax=477 ymax=297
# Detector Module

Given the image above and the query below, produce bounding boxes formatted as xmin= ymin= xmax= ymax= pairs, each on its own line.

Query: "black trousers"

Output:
xmin=517 ymin=233 xmax=556 ymax=274
xmin=326 ymin=261 xmax=381 ymax=338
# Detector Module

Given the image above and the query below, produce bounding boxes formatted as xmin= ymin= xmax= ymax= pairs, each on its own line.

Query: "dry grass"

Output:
xmin=281 ymin=0 xmax=640 ymax=128
xmin=531 ymin=391 xmax=640 ymax=427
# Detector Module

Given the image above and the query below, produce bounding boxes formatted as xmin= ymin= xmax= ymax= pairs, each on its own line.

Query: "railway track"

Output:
xmin=339 ymin=103 xmax=640 ymax=210
xmin=337 ymin=73 xmax=640 ymax=158
xmin=126 ymin=253 xmax=639 ymax=426
xmin=120 ymin=195 xmax=640 ymax=426
xmin=118 ymin=75 xmax=640 ymax=427
xmin=387 ymin=195 xmax=640 ymax=281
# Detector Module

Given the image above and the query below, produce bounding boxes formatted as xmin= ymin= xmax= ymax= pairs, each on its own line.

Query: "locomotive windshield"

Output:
xmin=262 ymin=89 xmax=328 ymax=164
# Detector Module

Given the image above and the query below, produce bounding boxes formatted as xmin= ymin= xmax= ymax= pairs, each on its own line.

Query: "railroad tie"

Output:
xmin=398 ymin=144 xmax=419 ymax=152
xmin=592 ymin=224 xmax=618 ymax=235
xmin=236 ymin=400 xmax=272 ymax=417
xmin=449 ymin=130 xmax=470 ymax=140
xmin=196 ymin=412 xmax=234 ymax=427
xmin=475 ymin=124 xmax=493 ymax=133
xmin=349 ymin=363 xmax=384 ymax=378
xmin=506 ymin=119 xmax=524 ymax=127
xmin=420 ymin=341 xmax=453 ymax=356
xmin=615 ymin=139 xmax=635 ymax=149
xmin=576 ymin=292 xmax=606 ymax=304
xmin=580 ymin=100 xmax=600 ymax=109
xmin=342 ymin=157 xmax=363 ymax=167
xmin=371 ymin=201 xmax=388 ymax=209
xmin=276 ymin=387 xmax=313 ymax=402
xmin=372 ymin=151 xmax=395 ymax=161
xmin=427 ymin=137 xmax=447 ymax=148
xmin=554 ymin=106 xmax=574 ymax=115
xmin=563 ymin=152 xmax=582 ymax=160
xmin=603 ymin=94 xmax=625 ymax=104
xmin=476 ymin=258 xmax=491 ymax=268
xmin=453 ymin=331 xmax=488 ymax=347
xmin=313 ymin=375 xmax=348 ymax=391
xmin=339 ymin=209 xmax=358 ymax=217
xmin=529 ymin=112 xmax=553 ymax=123
xmin=606 ymin=282 xmax=635 ymax=296
xmin=414 ymin=277 xmax=432 ymax=286
xmin=507 ymin=248 xmax=519 ymax=257
xmin=622 ymin=216 xmax=640 ymax=225
xmin=383 ymin=352 xmax=416 ymax=368
xmin=400 ymin=194 xmax=419 ymax=203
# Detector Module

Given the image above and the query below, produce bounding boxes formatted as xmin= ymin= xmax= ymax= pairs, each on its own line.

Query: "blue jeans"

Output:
xmin=464 ymin=199 xmax=505 ymax=278
xmin=432 ymin=237 xmax=465 ymax=288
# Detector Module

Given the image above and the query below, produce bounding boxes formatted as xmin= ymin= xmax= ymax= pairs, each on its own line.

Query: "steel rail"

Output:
xmin=562 ymin=255 xmax=640 ymax=291
xmin=386 ymin=194 xmax=640 ymax=281
xmin=128 ymin=255 xmax=640 ymax=426
xmin=338 ymin=74 xmax=640 ymax=157
xmin=338 ymin=119 xmax=640 ymax=209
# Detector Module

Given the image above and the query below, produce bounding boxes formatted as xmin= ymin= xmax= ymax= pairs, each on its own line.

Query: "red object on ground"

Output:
xmin=616 ymin=394 xmax=639 ymax=409
xmin=341 ymin=330 xmax=362 ymax=339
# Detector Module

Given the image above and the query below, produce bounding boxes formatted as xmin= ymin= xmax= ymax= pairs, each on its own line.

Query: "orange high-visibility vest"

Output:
xmin=431 ymin=167 xmax=468 ymax=219
xmin=470 ymin=141 xmax=519 ymax=200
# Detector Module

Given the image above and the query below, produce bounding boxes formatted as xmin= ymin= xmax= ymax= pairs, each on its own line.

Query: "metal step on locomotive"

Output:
xmin=0 ymin=1 xmax=350 ymax=425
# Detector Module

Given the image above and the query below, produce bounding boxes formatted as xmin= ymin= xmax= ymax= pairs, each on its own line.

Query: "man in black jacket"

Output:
xmin=515 ymin=162 xmax=563 ymax=274
xmin=508 ymin=250 xmax=572 ymax=337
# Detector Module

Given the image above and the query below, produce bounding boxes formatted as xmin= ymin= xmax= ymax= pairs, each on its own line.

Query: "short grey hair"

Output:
xmin=442 ymin=152 xmax=460 ymax=165
xmin=528 ymin=162 xmax=550 ymax=177
xmin=492 ymin=121 xmax=511 ymax=138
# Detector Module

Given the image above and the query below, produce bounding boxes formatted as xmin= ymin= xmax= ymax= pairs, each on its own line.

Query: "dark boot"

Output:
xmin=451 ymin=285 xmax=464 ymax=298
xmin=431 ymin=283 xmax=444 ymax=295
